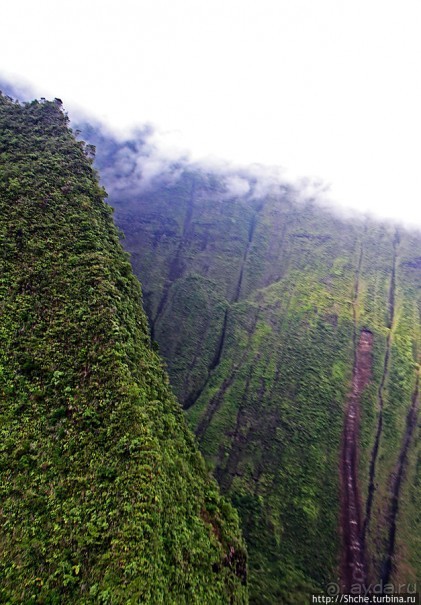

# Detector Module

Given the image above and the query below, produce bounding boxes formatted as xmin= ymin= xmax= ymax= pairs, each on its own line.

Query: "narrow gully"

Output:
xmin=185 ymin=210 xmax=259 ymax=412
xmin=150 ymin=180 xmax=195 ymax=341
xmin=194 ymin=308 xmax=260 ymax=440
xmin=182 ymin=305 xmax=228 ymax=411
xmin=233 ymin=213 xmax=257 ymax=303
xmin=381 ymin=369 xmax=419 ymax=584
xmin=363 ymin=231 xmax=399 ymax=543
xmin=211 ymin=210 xmax=258 ymax=371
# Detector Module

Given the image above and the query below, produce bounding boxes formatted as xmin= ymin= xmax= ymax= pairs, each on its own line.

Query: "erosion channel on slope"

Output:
xmin=341 ymin=329 xmax=373 ymax=591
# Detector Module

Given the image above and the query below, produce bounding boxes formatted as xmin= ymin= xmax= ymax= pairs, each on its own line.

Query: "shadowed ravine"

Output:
xmin=381 ymin=369 xmax=420 ymax=584
xmin=185 ymin=208 xmax=260 ymax=412
xmin=150 ymin=180 xmax=196 ymax=341
xmin=363 ymin=231 xmax=399 ymax=543
xmin=340 ymin=329 xmax=373 ymax=591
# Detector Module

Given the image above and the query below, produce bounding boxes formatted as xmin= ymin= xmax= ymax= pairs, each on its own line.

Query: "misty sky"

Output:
xmin=2 ymin=0 xmax=421 ymax=225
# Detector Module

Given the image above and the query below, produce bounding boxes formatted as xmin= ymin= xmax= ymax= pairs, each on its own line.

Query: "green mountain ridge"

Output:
xmin=1 ymin=88 xmax=419 ymax=604
xmin=0 ymin=94 xmax=247 ymax=603
xmin=109 ymin=169 xmax=420 ymax=602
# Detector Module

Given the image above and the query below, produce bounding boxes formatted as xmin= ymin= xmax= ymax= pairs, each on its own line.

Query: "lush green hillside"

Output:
xmin=0 ymin=94 xmax=247 ymax=604
xmin=108 ymin=166 xmax=420 ymax=602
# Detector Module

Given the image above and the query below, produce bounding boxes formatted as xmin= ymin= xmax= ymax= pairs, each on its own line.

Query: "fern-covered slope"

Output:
xmin=0 ymin=95 xmax=247 ymax=604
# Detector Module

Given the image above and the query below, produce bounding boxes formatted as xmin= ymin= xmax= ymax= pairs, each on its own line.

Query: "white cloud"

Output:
xmin=2 ymin=0 xmax=421 ymax=225
xmin=224 ymin=176 xmax=251 ymax=198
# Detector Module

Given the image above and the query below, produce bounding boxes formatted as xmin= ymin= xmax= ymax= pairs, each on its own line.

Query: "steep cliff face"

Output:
xmin=108 ymin=168 xmax=420 ymax=602
xmin=0 ymin=94 xmax=247 ymax=604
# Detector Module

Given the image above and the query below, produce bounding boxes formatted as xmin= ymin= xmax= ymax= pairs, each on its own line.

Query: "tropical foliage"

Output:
xmin=0 ymin=94 xmax=247 ymax=604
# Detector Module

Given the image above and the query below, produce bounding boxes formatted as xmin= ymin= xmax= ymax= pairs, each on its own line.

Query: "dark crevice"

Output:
xmin=363 ymin=230 xmax=399 ymax=544
xmin=194 ymin=308 xmax=260 ymax=441
xmin=185 ymin=209 xmax=260 ymax=413
xmin=150 ymin=180 xmax=195 ymax=341
xmin=183 ymin=306 xmax=229 ymax=411
xmin=209 ymin=211 xmax=257 ymax=373
xmin=244 ymin=286 xmax=298 ymax=496
xmin=387 ymin=231 xmax=399 ymax=329
xmin=265 ymin=216 xmax=289 ymax=287
xmin=210 ymin=309 xmax=229 ymax=371
xmin=215 ymin=394 xmax=249 ymax=490
xmin=234 ymin=212 xmax=257 ymax=303
xmin=195 ymin=375 xmax=236 ymax=442
xmin=180 ymin=312 xmax=213 ymax=409
xmin=249 ymin=290 xmax=296 ymax=497
xmin=381 ymin=370 xmax=419 ymax=584
xmin=183 ymin=386 xmax=205 ymax=411
xmin=215 ymin=362 xmax=265 ymax=492
xmin=352 ymin=242 xmax=365 ymax=366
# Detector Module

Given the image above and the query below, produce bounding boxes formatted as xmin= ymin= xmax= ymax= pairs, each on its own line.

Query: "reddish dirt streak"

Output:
xmin=340 ymin=329 xmax=373 ymax=591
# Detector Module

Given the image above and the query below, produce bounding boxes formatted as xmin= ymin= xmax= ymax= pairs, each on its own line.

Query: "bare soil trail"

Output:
xmin=340 ymin=328 xmax=373 ymax=591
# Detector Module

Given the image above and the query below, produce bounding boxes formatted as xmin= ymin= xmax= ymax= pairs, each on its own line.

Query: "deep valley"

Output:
xmin=100 ymin=157 xmax=420 ymax=602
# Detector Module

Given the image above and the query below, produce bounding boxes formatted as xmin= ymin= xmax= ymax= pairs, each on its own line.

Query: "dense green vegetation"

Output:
xmin=0 ymin=94 xmax=247 ymax=604
xmin=109 ymin=166 xmax=420 ymax=602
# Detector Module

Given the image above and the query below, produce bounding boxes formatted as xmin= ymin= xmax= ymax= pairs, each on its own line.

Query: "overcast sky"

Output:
xmin=2 ymin=0 xmax=421 ymax=225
